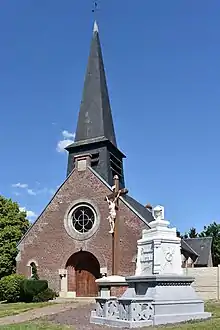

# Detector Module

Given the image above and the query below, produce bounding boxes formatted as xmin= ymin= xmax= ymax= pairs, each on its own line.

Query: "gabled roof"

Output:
xmin=181 ymin=239 xmax=199 ymax=259
xmin=89 ymin=166 xmax=153 ymax=226
xmin=123 ymin=194 xmax=154 ymax=224
xmin=184 ymin=237 xmax=213 ymax=266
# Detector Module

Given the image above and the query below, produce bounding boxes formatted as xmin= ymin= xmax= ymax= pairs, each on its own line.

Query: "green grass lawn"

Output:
xmin=147 ymin=301 xmax=220 ymax=329
xmin=0 ymin=302 xmax=54 ymax=318
xmin=0 ymin=322 xmax=72 ymax=330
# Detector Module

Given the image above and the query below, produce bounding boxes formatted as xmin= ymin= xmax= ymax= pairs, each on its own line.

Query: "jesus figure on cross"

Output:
xmin=106 ymin=191 xmax=120 ymax=234
xmin=105 ymin=175 xmax=128 ymax=275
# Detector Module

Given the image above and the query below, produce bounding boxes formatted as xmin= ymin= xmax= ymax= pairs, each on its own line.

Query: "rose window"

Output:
xmin=72 ymin=205 xmax=95 ymax=233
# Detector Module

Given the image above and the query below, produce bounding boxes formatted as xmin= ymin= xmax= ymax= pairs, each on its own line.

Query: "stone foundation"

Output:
xmin=90 ymin=211 xmax=211 ymax=328
xmin=91 ymin=275 xmax=211 ymax=328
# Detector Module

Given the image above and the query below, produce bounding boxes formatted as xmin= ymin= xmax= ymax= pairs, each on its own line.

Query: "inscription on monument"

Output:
xmin=140 ymin=244 xmax=153 ymax=262
xmin=140 ymin=249 xmax=153 ymax=263
xmin=139 ymin=244 xmax=153 ymax=274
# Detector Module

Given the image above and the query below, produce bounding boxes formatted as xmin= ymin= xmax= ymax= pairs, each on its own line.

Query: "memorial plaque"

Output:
xmin=139 ymin=243 xmax=153 ymax=274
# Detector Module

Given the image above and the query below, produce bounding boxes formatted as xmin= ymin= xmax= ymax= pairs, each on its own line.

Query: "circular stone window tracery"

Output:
xmin=64 ymin=200 xmax=100 ymax=241
xmin=72 ymin=205 xmax=95 ymax=233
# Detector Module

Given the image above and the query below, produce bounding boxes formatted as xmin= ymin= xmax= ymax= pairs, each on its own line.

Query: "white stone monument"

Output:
xmin=135 ymin=205 xmax=182 ymax=277
xmin=91 ymin=205 xmax=211 ymax=328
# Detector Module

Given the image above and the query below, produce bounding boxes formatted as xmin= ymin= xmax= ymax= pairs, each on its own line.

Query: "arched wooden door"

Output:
xmin=66 ymin=251 xmax=101 ymax=297
xmin=76 ymin=269 xmax=97 ymax=297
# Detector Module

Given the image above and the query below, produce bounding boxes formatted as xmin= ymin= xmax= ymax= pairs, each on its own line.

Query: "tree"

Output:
xmin=188 ymin=227 xmax=198 ymax=238
xmin=199 ymin=222 xmax=220 ymax=266
xmin=0 ymin=196 xmax=30 ymax=278
xmin=179 ymin=227 xmax=198 ymax=239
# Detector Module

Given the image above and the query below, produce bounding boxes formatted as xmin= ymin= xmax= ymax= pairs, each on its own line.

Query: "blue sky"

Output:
xmin=0 ymin=0 xmax=219 ymax=233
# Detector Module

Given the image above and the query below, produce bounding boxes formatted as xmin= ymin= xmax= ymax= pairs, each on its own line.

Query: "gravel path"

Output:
xmin=0 ymin=302 xmax=85 ymax=326
xmin=47 ymin=303 xmax=130 ymax=330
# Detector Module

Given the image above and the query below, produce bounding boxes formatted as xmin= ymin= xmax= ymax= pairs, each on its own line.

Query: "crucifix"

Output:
xmin=105 ymin=175 xmax=128 ymax=275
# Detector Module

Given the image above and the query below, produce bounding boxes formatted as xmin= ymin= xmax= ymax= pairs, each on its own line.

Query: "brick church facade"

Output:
xmin=16 ymin=22 xmax=154 ymax=297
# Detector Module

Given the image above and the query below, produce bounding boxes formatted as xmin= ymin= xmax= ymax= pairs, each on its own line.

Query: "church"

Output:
xmin=16 ymin=22 xmax=210 ymax=298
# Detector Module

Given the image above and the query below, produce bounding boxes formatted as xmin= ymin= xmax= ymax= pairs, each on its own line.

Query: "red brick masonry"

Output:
xmin=110 ymin=285 xmax=128 ymax=297
xmin=17 ymin=167 xmax=145 ymax=292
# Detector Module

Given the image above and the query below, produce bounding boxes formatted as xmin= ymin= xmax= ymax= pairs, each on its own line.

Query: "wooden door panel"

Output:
xmin=76 ymin=269 xmax=98 ymax=297
xmin=66 ymin=251 xmax=100 ymax=297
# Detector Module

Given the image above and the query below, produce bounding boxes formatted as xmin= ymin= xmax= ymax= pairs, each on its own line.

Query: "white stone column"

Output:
xmin=59 ymin=269 xmax=68 ymax=297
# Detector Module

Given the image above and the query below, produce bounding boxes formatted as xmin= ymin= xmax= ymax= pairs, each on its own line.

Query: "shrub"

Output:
xmin=0 ymin=274 xmax=25 ymax=303
xmin=33 ymin=288 xmax=57 ymax=302
xmin=20 ymin=279 xmax=48 ymax=302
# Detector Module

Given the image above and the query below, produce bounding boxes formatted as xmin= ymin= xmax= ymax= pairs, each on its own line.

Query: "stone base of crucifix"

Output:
xmin=91 ymin=205 xmax=211 ymax=328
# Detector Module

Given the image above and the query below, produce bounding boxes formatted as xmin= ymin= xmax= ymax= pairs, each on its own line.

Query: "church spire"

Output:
xmin=74 ymin=21 xmax=117 ymax=147
xmin=66 ymin=21 xmax=125 ymax=187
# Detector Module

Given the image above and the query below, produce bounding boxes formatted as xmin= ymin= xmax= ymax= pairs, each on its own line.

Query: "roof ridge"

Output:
xmin=185 ymin=237 xmax=213 ymax=240
xmin=182 ymin=239 xmax=199 ymax=256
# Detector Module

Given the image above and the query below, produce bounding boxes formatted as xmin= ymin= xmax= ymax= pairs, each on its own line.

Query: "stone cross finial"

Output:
xmin=153 ymin=205 xmax=165 ymax=221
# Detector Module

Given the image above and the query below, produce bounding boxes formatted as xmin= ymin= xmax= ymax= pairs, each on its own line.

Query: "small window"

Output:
xmin=30 ymin=262 xmax=39 ymax=280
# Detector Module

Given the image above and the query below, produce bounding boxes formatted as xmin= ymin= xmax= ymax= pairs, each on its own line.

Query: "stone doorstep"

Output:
xmin=54 ymin=297 xmax=95 ymax=303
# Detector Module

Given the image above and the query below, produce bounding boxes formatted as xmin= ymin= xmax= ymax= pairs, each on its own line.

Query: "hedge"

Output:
xmin=0 ymin=275 xmax=57 ymax=303
xmin=33 ymin=288 xmax=57 ymax=302
xmin=20 ymin=279 xmax=48 ymax=302
xmin=0 ymin=274 xmax=26 ymax=303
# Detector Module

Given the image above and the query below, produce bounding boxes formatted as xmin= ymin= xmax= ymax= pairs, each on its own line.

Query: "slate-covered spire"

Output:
xmin=74 ymin=21 xmax=117 ymax=147
xmin=66 ymin=21 xmax=125 ymax=187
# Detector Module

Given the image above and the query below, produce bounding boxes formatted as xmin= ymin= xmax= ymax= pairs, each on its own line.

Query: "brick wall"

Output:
xmin=110 ymin=285 xmax=128 ymax=297
xmin=16 ymin=167 xmax=145 ymax=292
xmin=183 ymin=266 xmax=220 ymax=300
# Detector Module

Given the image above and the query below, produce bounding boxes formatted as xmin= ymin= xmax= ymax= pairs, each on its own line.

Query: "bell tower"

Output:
xmin=66 ymin=22 xmax=125 ymax=187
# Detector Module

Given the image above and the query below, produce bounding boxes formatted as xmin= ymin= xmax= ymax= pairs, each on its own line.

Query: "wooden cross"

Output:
xmin=105 ymin=175 xmax=128 ymax=275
